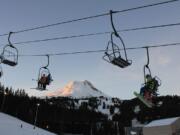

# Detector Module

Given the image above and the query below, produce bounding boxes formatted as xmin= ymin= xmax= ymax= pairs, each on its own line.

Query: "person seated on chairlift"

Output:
xmin=0 ymin=71 xmax=2 ymax=78
xmin=46 ymin=73 xmax=52 ymax=85
xmin=38 ymin=74 xmax=47 ymax=90
xmin=140 ymin=74 xmax=159 ymax=100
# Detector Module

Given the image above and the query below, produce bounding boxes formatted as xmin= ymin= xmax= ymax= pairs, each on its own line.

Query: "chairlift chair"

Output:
xmin=1 ymin=32 xmax=18 ymax=66
xmin=103 ymin=10 xmax=132 ymax=68
xmin=1 ymin=45 xmax=18 ymax=66
xmin=34 ymin=55 xmax=53 ymax=90
xmin=142 ymin=47 xmax=161 ymax=97
xmin=143 ymin=47 xmax=161 ymax=87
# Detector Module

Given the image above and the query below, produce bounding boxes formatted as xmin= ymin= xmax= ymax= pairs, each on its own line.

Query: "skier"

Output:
xmin=38 ymin=74 xmax=47 ymax=90
xmin=46 ymin=73 xmax=53 ymax=85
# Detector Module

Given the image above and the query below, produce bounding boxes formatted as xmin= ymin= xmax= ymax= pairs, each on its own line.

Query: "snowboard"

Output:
xmin=134 ymin=91 xmax=154 ymax=108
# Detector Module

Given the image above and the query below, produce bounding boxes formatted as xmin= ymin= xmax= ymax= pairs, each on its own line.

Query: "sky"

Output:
xmin=0 ymin=0 xmax=180 ymax=99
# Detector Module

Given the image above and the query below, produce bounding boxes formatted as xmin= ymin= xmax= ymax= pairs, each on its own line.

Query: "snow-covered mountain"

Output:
xmin=0 ymin=113 xmax=55 ymax=135
xmin=47 ymin=80 xmax=108 ymax=98
xmin=46 ymin=80 xmax=122 ymax=119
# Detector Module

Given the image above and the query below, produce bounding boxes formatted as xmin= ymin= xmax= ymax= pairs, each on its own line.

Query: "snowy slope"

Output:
xmin=0 ymin=113 xmax=56 ymax=135
xmin=47 ymin=80 xmax=108 ymax=98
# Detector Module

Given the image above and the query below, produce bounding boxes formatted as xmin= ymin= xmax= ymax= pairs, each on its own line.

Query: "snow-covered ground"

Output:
xmin=0 ymin=113 xmax=56 ymax=135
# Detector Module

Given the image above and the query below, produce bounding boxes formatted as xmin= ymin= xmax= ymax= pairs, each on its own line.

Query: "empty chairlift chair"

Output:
xmin=103 ymin=32 xmax=132 ymax=68
xmin=0 ymin=32 xmax=18 ymax=66
xmin=103 ymin=10 xmax=131 ymax=68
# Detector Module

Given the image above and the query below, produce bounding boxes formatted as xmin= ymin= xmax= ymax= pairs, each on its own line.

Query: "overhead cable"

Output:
xmin=2 ymin=22 xmax=180 ymax=46
xmin=0 ymin=0 xmax=178 ymax=37
xmin=19 ymin=42 xmax=180 ymax=57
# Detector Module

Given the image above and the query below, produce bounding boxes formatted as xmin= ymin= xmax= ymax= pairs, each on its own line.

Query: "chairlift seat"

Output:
xmin=37 ymin=87 xmax=46 ymax=91
xmin=112 ymin=57 xmax=131 ymax=68
xmin=30 ymin=87 xmax=48 ymax=91
xmin=2 ymin=59 xmax=17 ymax=66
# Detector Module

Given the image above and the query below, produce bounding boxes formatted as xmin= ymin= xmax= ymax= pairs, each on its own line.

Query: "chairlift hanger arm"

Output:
xmin=46 ymin=55 xmax=49 ymax=68
xmin=145 ymin=47 xmax=150 ymax=67
xmin=8 ymin=32 xmax=15 ymax=48
xmin=41 ymin=55 xmax=50 ymax=69
xmin=110 ymin=10 xmax=119 ymax=37
xmin=143 ymin=65 xmax=152 ymax=83
xmin=110 ymin=10 xmax=128 ymax=61
xmin=143 ymin=47 xmax=152 ymax=83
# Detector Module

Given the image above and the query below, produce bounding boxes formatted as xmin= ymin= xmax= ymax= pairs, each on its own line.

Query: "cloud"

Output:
xmin=150 ymin=49 xmax=171 ymax=66
xmin=157 ymin=55 xmax=171 ymax=66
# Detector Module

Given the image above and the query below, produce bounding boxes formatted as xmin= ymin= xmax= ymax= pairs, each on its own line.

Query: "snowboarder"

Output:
xmin=140 ymin=74 xmax=159 ymax=101
xmin=46 ymin=73 xmax=52 ymax=85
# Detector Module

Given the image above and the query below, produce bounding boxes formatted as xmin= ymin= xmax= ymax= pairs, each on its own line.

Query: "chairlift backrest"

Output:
xmin=38 ymin=67 xmax=50 ymax=80
xmin=38 ymin=66 xmax=52 ymax=86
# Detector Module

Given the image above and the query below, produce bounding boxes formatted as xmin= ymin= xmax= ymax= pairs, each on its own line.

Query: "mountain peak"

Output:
xmin=47 ymin=80 xmax=108 ymax=98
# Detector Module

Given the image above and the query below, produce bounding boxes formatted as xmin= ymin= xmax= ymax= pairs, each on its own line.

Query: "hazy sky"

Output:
xmin=0 ymin=0 xmax=180 ymax=99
